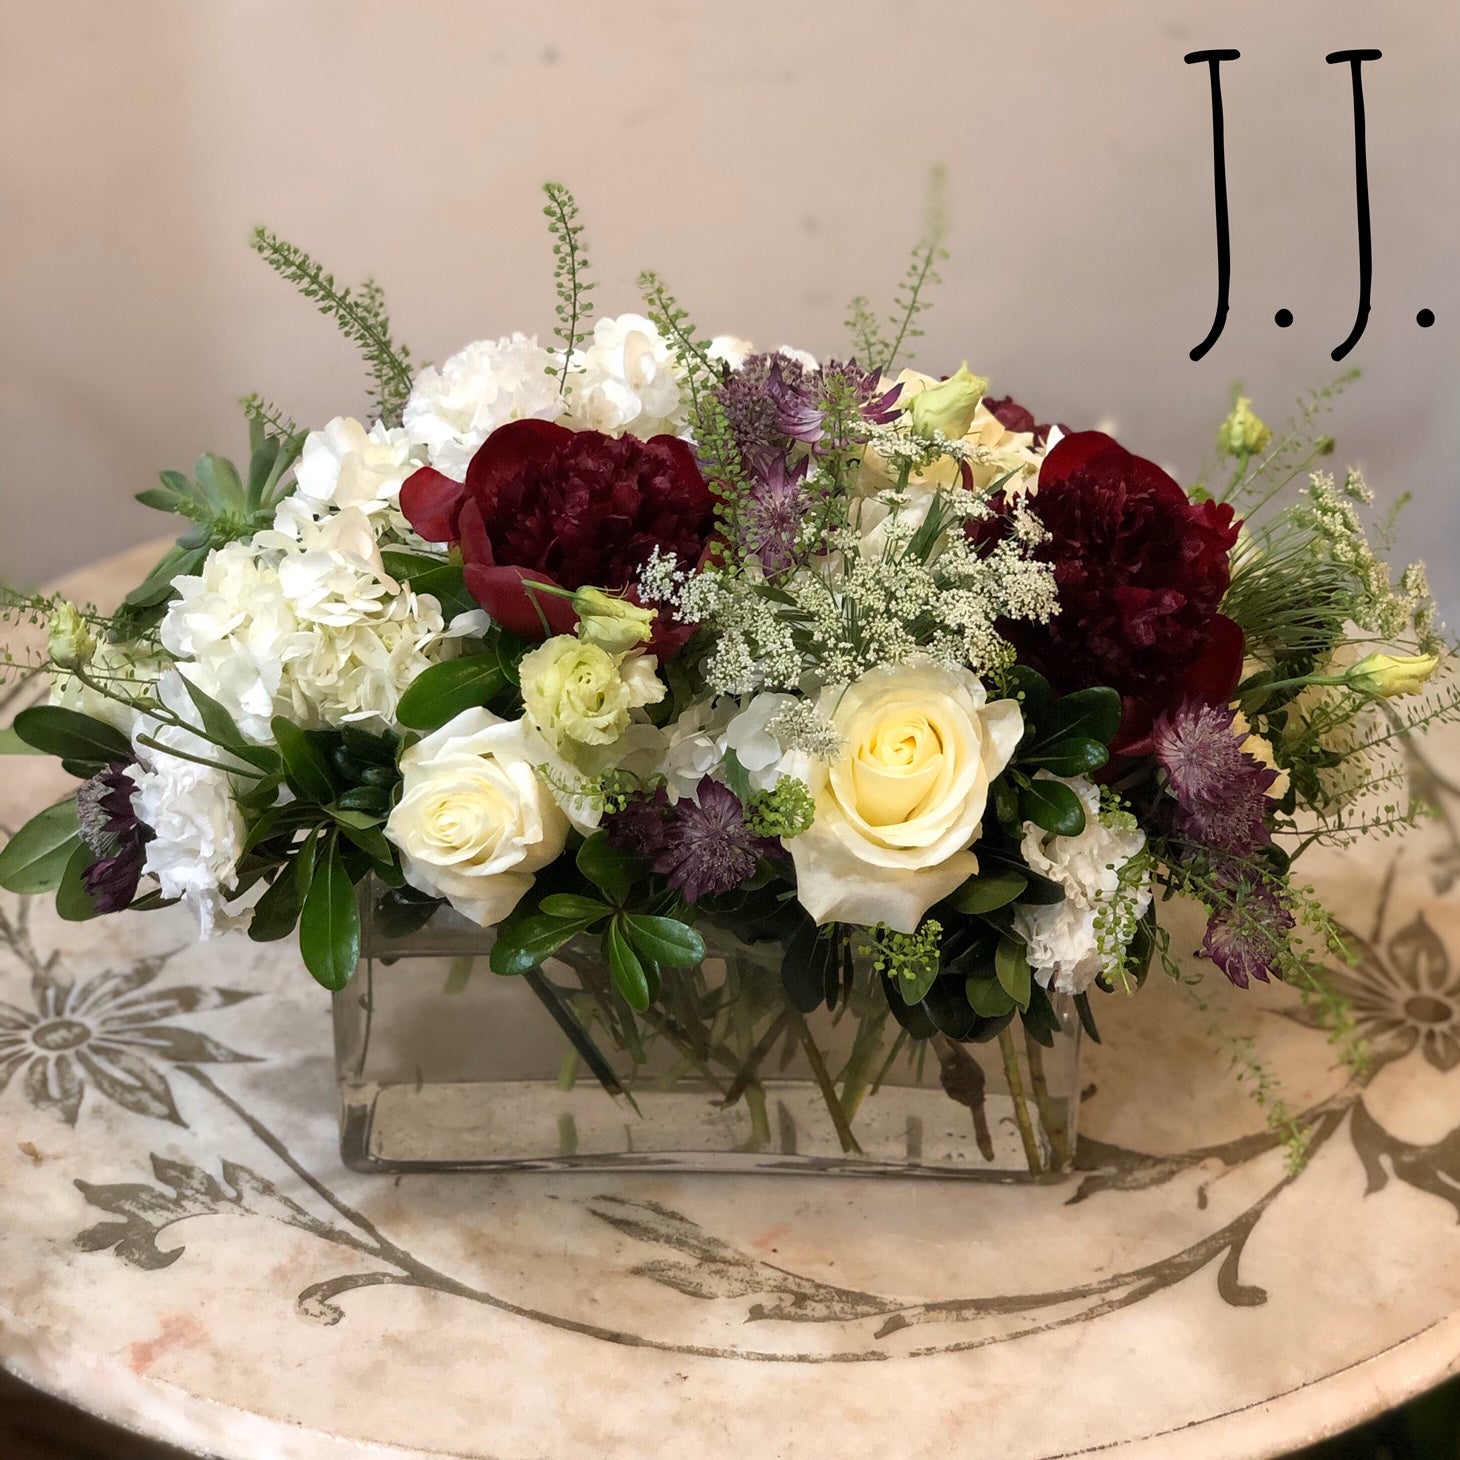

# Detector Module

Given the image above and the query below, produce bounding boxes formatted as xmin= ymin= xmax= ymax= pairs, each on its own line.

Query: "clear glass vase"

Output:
xmin=334 ymin=889 xmax=1082 ymax=1179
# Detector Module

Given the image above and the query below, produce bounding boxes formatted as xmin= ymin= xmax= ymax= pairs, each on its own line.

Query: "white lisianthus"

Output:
xmin=565 ymin=313 xmax=687 ymax=439
xmin=291 ymin=416 xmax=422 ymax=532
xmin=724 ymin=692 xmax=798 ymax=792
xmin=403 ymin=334 xmax=562 ymax=479
xmin=1012 ymin=775 xmax=1151 ymax=996
xmin=162 ymin=505 xmax=486 ymax=742
xmin=386 ymin=708 xmax=570 ymax=927
xmin=130 ymin=683 xmax=248 ymax=938
xmin=519 ymin=636 xmax=664 ymax=771
xmin=782 ymin=660 xmax=1022 ymax=933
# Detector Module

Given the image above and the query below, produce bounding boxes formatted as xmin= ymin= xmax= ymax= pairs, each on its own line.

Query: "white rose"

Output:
xmin=783 ymin=660 xmax=1023 ymax=933
xmin=386 ymin=708 xmax=569 ymax=927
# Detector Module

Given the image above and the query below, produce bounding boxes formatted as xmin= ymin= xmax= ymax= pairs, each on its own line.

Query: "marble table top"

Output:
xmin=2 ymin=542 xmax=1458 ymax=1460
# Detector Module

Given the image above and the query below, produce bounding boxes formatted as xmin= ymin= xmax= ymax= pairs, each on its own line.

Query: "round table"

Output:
xmin=3 ymin=543 xmax=1458 ymax=1460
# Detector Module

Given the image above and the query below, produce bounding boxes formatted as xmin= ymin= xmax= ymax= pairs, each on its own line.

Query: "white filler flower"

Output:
xmin=1013 ymin=774 xmax=1151 ymax=996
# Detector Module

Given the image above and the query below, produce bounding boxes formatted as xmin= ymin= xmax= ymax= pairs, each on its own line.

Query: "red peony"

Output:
xmin=1012 ymin=431 xmax=1243 ymax=750
xmin=400 ymin=419 xmax=716 ymax=647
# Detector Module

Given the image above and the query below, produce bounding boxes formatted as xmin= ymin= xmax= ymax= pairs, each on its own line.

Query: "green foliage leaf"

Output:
xmin=12 ymin=706 xmax=132 ymax=765
xmin=247 ymin=868 xmax=302 ymax=943
xmin=54 ymin=842 xmax=101 ymax=922
xmin=298 ymin=837 xmax=360 ymax=991
xmin=604 ymin=917 xmax=651 ymax=1011
xmin=1020 ymin=778 xmax=1087 ymax=838
xmin=948 ymin=868 xmax=1027 ymax=915
xmin=780 ymin=917 xmax=837 ymax=1013
xmin=380 ymin=553 xmax=478 ymax=621
xmin=994 ymin=937 xmax=1033 ymax=1009
xmin=270 ymin=718 xmax=337 ymax=804
xmin=1024 ymin=736 xmax=1108 ymax=777
xmin=966 ymin=974 xmax=1017 ymax=1019
xmin=395 ymin=656 xmax=508 ymax=733
xmin=539 ymin=893 xmax=612 ymax=921
xmin=0 ymin=798 xmax=81 ymax=894
xmin=489 ymin=907 xmax=594 ymax=977
xmin=176 ymin=675 xmax=279 ymax=771
xmin=894 ymin=953 xmax=941 ymax=1006
xmin=1040 ymin=686 xmax=1122 ymax=749
xmin=621 ymin=914 xmax=705 ymax=968
xmin=575 ymin=832 xmax=639 ymax=904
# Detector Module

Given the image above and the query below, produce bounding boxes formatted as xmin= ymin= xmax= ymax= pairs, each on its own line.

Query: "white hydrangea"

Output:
xmin=650 ymin=701 xmax=735 ymax=803
xmin=565 ymin=313 xmax=687 ymax=439
xmin=291 ymin=416 xmax=422 ymax=536
xmin=706 ymin=336 xmax=819 ymax=373
xmin=130 ymin=683 xmax=248 ymax=938
xmin=161 ymin=505 xmax=486 ymax=743
xmin=403 ymin=333 xmax=562 ymax=478
xmin=724 ymin=692 xmax=798 ymax=791
xmin=1012 ymin=775 xmax=1151 ymax=995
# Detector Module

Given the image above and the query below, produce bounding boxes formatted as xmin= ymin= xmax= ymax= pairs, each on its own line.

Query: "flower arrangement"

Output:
xmin=2 ymin=184 xmax=1455 ymax=1169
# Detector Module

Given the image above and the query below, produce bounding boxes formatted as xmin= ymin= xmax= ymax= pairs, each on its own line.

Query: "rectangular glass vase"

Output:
xmin=334 ymin=891 xmax=1082 ymax=1179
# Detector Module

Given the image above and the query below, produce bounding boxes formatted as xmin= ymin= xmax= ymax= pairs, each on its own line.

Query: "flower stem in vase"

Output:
xmin=998 ymin=1025 xmax=1044 ymax=1175
xmin=1023 ymin=1029 xmax=1069 ymax=1170
xmin=789 ymin=1008 xmax=863 ymax=1155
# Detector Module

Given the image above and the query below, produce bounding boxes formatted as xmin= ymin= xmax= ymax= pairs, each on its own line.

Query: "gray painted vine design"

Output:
xmin=1 ymin=743 xmax=1458 ymax=1363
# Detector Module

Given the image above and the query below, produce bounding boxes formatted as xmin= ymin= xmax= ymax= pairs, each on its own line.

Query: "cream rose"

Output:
xmin=782 ymin=660 xmax=1023 ymax=932
xmin=385 ymin=708 xmax=569 ymax=926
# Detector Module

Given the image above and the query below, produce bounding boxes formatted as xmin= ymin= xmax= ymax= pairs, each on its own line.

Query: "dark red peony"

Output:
xmin=400 ymin=419 xmax=716 ymax=648
xmin=1010 ymin=431 xmax=1243 ymax=751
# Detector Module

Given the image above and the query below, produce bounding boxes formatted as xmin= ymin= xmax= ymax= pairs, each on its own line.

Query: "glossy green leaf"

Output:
xmin=604 ymin=918 xmax=651 ymax=1011
xmin=298 ymin=838 xmax=360 ymax=991
xmin=0 ymin=798 xmax=81 ymax=894
xmin=780 ymin=917 xmax=836 ymax=1013
xmin=489 ymin=909 xmax=593 ymax=977
xmin=11 ymin=706 xmax=132 ymax=765
xmin=966 ymin=975 xmax=1017 ymax=1019
xmin=395 ymin=656 xmax=508 ymax=733
xmin=1024 ymin=736 xmax=1108 ymax=777
xmin=176 ymin=676 xmax=279 ymax=771
xmin=380 ymin=552 xmax=479 ymax=621
xmin=948 ymin=868 xmax=1027 ymax=915
xmin=271 ymin=718 xmax=336 ymax=804
xmin=247 ymin=868 xmax=302 ymax=942
xmin=575 ymin=832 xmax=639 ymax=903
xmin=539 ymin=893 xmax=612 ymax=921
xmin=54 ymin=841 xmax=102 ymax=922
xmin=1021 ymin=778 xmax=1087 ymax=838
xmin=621 ymin=914 xmax=705 ymax=968
xmin=994 ymin=937 xmax=1033 ymax=1009
xmin=1040 ymin=686 xmax=1122 ymax=749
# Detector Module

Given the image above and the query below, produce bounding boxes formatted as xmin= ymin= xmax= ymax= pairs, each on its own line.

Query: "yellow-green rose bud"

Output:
xmin=1216 ymin=396 xmax=1272 ymax=457
xmin=519 ymin=636 xmax=665 ymax=762
xmin=905 ymin=363 xmax=988 ymax=443
xmin=573 ymin=586 xmax=655 ymax=654
xmin=47 ymin=602 xmax=96 ymax=670
xmin=1349 ymin=651 xmax=1440 ymax=699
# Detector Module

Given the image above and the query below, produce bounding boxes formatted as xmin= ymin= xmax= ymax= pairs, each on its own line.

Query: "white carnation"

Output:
xmin=403 ymin=333 xmax=562 ymax=478
xmin=1013 ymin=775 xmax=1150 ymax=995
xmin=291 ymin=416 xmax=421 ymax=536
xmin=130 ymin=686 xmax=248 ymax=938
xmin=566 ymin=313 xmax=687 ymax=439
xmin=161 ymin=506 xmax=485 ymax=742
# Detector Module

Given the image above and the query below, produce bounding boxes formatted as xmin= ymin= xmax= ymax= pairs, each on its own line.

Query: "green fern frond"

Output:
xmin=249 ymin=228 xmax=416 ymax=426
xmin=542 ymin=182 xmax=595 ymax=398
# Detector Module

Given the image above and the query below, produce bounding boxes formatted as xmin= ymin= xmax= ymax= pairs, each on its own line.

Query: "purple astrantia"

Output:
xmin=1153 ymin=701 xmax=1277 ymax=856
xmin=1201 ymin=876 xmax=1295 ymax=988
xmin=776 ymin=360 xmax=903 ymax=448
xmin=604 ymin=786 xmax=672 ymax=862
xmin=652 ymin=779 xmax=778 ymax=903
xmin=742 ymin=456 xmax=809 ymax=574
xmin=75 ymin=762 xmax=151 ymax=913
xmin=715 ymin=352 xmax=809 ymax=468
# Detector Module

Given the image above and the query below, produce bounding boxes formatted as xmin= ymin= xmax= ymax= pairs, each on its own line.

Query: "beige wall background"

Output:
xmin=2 ymin=0 xmax=1458 ymax=611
